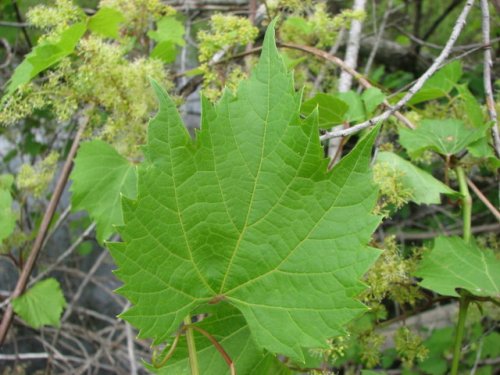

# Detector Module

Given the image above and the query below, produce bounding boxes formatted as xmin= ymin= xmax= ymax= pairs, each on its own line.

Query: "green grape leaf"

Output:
xmin=70 ymin=140 xmax=137 ymax=243
xmin=399 ymin=119 xmax=488 ymax=157
xmin=415 ymin=236 xmax=500 ymax=298
xmin=154 ymin=304 xmax=289 ymax=374
xmin=408 ymin=61 xmax=462 ymax=105
xmin=0 ymin=174 xmax=16 ymax=242
xmin=12 ymin=278 xmax=67 ymax=328
xmin=4 ymin=23 xmax=86 ymax=96
xmin=301 ymin=93 xmax=348 ymax=128
xmin=88 ymin=7 xmax=124 ymax=38
xmin=109 ymin=22 xmax=381 ymax=362
xmin=375 ymin=152 xmax=458 ymax=205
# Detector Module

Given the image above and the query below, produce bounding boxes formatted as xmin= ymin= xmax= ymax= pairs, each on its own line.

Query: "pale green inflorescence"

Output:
xmin=75 ymin=36 xmax=168 ymax=156
xmin=395 ymin=327 xmax=429 ymax=369
xmin=197 ymin=14 xmax=258 ymax=101
xmin=363 ymin=236 xmax=423 ymax=306
xmin=17 ymin=151 xmax=59 ymax=198
xmin=27 ymin=0 xmax=84 ymax=42
xmin=359 ymin=331 xmax=386 ymax=368
xmin=266 ymin=0 xmax=312 ymax=13
xmin=373 ymin=162 xmax=413 ymax=215
xmin=281 ymin=4 xmax=366 ymax=48
xmin=1 ymin=0 xmax=172 ymax=158
xmin=99 ymin=0 xmax=175 ymax=33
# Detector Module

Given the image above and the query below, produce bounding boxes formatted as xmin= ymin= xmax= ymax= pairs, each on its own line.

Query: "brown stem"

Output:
xmin=153 ymin=331 xmax=182 ymax=368
xmin=466 ymin=178 xmax=500 ymax=222
xmin=185 ymin=324 xmax=236 ymax=375
xmin=0 ymin=112 xmax=89 ymax=345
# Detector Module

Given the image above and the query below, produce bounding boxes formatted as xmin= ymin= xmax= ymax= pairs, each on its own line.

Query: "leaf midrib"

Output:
xmin=218 ymin=46 xmax=274 ymax=293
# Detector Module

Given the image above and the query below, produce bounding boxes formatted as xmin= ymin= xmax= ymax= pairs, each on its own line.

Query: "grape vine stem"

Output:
xmin=0 ymin=109 xmax=90 ymax=346
xmin=184 ymin=315 xmax=200 ymax=375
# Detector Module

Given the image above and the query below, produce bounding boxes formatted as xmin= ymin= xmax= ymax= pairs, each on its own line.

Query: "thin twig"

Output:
xmin=311 ymin=27 xmax=345 ymax=95
xmin=0 ymin=111 xmax=89 ymax=345
xmin=389 ymin=223 xmax=500 ymax=241
xmin=41 ymin=205 xmax=72 ymax=249
xmin=0 ymin=38 xmax=13 ymax=69
xmin=422 ymin=0 xmax=462 ymax=41
xmin=10 ymin=0 xmax=31 ymax=48
xmin=279 ymin=42 xmax=415 ymax=129
xmin=31 ymin=222 xmax=96 ymax=285
xmin=363 ymin=0 xmax=394 ymax=76
xmin=467 ymin=178 xmax=500 ymax=222
xmin=0 ymin=21 xmax=29 ymax=27
xmin=320 ymin=0 xmax=475 ymax=141
xmin=480 ymin=0 xmax=500 ymax=158
xmin=124 ymin=302 xmax=138 ymax=375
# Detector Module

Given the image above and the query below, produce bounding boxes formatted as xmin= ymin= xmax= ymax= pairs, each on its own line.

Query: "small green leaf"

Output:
xmin=70 ymin=140 xmax=137 ymax=243
xmin=361 ymin=87 xmax=385 ymax=115
xmin=147 ymin=16 xmax=185 ymax=63
xmin=88 ymin=7 xmax=124 ymax=38
xmin=376 ymin=152 xmax=458 ymax=205
xmin=4 ymin=23 xmax=86 ymax=96
xmin=408 ymin=61 xmax=462 ymax=105
xmin=420 ymin=325 xmax=454 ymax=375
xmin=467 ymin=136 xmax=496 ymax=159
xmin=0 ymin=174 xmax=16 ymax=242
xmin=0 ymin=191 xmax=16 ymax=242
xmin=482 ymin=332 xmax=500 ymax=359
xmin=456 ymin=85 xmax=484 ymax=128
xmin=148 ymin=16 xmax=185 ymax=46
xmin=399 ymin=119 xmax=487 ymax=157
xmin=12 ymin=278 xmax=67 ymax=328
xmin=301 ymin=93 xmax=348 ymax=127
xmin=150 ymin=41 xmax=177 ymax=63
xmin=336 ymin=91 xmax=365 ymax=122
xmin=415 ymin=236 xmax=500 ymax=297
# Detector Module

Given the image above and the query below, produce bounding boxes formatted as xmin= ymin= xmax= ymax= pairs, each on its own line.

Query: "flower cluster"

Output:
xmin=281 ymin=4 xmax=366 ymax=48
xmin=362 ymin=236 xmax=423 ymax=306
xmin=197 ymin=14 xmax=258 ymax=101
xmin=395 ymin=327 xmax=429 ymax=368
xmin=17 ymin=151 xmax=59 ymax=198
xmin=1 ymin=0 xmax=172 ymax=158
xmin=373 ymin=162 xmax=413 ymax=216
xmin=100 ymin=0 xmax=175 ymax=34
xmin=27 ymin=0 xmax=83 ymax=42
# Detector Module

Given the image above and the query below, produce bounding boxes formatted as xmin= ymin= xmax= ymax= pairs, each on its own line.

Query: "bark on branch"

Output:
xmin=320 ymin=0 xmax=476 ymax=141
